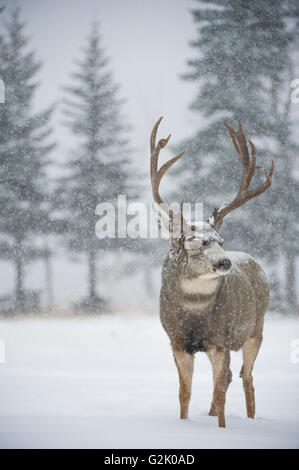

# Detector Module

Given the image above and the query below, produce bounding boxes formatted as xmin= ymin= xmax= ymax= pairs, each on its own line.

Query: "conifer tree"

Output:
xmin=0 ymin=7 xmax=54 ymax=311
xmin=58 ymin=22 xmax=136 ymax=311
xmin=174 ymin=0 xmax=299 ymax=312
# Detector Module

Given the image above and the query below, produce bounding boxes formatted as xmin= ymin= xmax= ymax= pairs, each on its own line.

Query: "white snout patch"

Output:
xmin=181 ymin=276 xmax=220 ymax=295
xmin=199 ymin=273 xmax=221 ymax=279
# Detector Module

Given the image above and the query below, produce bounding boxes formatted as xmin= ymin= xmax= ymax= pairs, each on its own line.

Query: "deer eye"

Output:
xmin=203 ymin=239 xmax=210 ymax=246
xmin=191 ymin=225 xmax=195 ymax=231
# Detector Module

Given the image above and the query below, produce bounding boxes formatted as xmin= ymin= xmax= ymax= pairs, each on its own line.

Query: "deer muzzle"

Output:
xmin=213 ymin=258 xmax=232 ymax=273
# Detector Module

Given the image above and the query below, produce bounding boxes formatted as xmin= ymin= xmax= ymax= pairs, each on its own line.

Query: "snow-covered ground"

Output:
xmin=0 ymin=312 xmax=298 ymax=449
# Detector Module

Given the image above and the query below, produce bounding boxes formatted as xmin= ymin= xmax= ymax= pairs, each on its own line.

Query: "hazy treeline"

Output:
xmin=0 ymin=2 xmax=298 ymax=315
xmin=171 ymin=0 xmax=299 ymax=314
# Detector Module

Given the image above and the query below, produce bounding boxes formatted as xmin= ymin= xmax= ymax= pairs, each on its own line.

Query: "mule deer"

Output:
xmin=150 ymin=117 xmax=274 ymax=428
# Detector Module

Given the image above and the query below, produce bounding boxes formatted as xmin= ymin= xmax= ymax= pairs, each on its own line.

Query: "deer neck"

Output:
xmin=181 ymin=275 xmax=220 ymax=295
xmin=179 ymin=274 xmax=222 ymax=313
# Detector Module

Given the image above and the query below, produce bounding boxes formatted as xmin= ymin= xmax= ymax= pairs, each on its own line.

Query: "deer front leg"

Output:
xmin=206 ymin=347 xmax=231 ymax=428
xmin=241 ymin=336 xmax=262 ymax=419
xmin=172 ymin=343 xmax=194 ymax=419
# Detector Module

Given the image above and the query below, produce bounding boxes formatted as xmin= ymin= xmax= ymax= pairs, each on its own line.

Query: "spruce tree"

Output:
xmin=58 ymin=22 xmax=135 ymax=311
xmin=0 ymin=7 xmax=54 ymax=312
xmin=174 ymin=0 xmax=299 ymax=313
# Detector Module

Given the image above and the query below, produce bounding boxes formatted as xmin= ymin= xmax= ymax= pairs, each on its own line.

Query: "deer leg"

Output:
xmin=206 ymin=347 xmax=231 ymax=428
xmin=172 ymin=343 xmax=194 ymax=419
xmin=207 ymin=360 xmax=232 ymax=417
xmin=206 ymin=349 xmax=232 ymax=417
xmin=208 ymin=401 xmax=217 ymax=417
xmin=241 ymin=336 xmax=262 ymax=419
xmin=206 ymin=351 xmax=217 ymax=416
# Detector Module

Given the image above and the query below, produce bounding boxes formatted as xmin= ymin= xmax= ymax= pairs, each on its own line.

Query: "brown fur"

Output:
xmin=160 ymin=237 xmax=269 ymax=427
xmin=149 ymin=117 xmax=273 ymax=428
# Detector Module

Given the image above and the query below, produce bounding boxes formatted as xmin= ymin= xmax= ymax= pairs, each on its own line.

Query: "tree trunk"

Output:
xmin=286 ymin=251 xmax=297 ymax=314
xmin=44 ymin=249 xmax=54 ymax=312
xmin=88 ymin=250 xmax=97 ymax=299
xmin=15 ymin=253 xmax=24 ymax=310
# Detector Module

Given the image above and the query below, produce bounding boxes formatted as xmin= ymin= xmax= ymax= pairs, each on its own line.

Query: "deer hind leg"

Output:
xmin=206 ymin=347 xmax=231 ymax=428
xmin=241 ymin=336 xmax=262 ymax=419
xmin=172 ymin=343 xmax=194 ymax=419
xmin=207 ymin=364 xmax=232 ymax=417
xmin=206 ymin=351 xmax=218 ymax=416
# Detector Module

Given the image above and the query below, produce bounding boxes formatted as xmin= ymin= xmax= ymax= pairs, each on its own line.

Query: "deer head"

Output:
xmin=150 ymin=117 xmax=274 ymax=278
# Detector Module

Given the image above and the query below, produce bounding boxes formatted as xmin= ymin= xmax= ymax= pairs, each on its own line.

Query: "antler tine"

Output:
xmin=150 ymin=118 xmax=171 ymax=177
xmin=247 ymin=158 xmax=274 ymax=199
xmin=150 ymin=116 xmax=163 ymax=155
xmin=247 ymin=139 xmax=256 ymax=181
xmin=158 ymin=151 xmax=185 ymax=180
xmin=224 ymin=123 xmax=240 ymax=156
xmin=212 ymin=121 xmax=274 ymax=230
xmin=236 ymin=120 xmax=251 ymax=169
xmin=150 ymin=117 xmax=185 ymax=216
xmin=224 ymin=121 xmax=252 ymax=191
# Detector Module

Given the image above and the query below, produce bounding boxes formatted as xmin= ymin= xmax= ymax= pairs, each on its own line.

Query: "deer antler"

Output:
xmin=212 ymin=120 xmax=274 ymax=231
xmin=150 ymin=117 xmax=185 ymax=221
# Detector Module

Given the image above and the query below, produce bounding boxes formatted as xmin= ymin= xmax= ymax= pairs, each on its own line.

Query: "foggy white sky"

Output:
xmin=1 ymin=1 xmax=299 ymax=308
xmin=19 ymin=0 xmax=198 ymax=166
xmin=1 ymin=0 xmax=200 ymax=306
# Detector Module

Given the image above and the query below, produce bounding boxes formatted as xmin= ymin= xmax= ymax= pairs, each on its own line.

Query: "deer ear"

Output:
xmin=153 ymin=204 xmax=183 ymax=242
xmin=161 ymin=219 xmax=175 ymax=241
xmin=165 ymin=219 xmax=184 ymax=245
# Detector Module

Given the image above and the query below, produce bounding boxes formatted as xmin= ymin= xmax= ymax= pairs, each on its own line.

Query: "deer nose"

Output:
xmin=213 ymin=258 xmax=232 ymax=271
